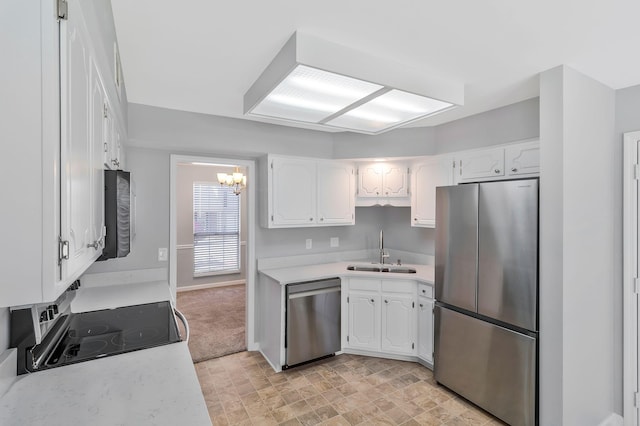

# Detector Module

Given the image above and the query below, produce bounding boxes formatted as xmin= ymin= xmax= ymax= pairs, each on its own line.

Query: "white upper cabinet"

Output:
xmin=505 ymin=141 xmax=540 ymax=176
xmin=60 ymin=5 xmax=96 ymax=283
xmin=458 ymin=147 xmax=505 ymax=182
xmin=317 ymin=162 xmax=355 ymax=225
xmin=265 ymin=155 xmax=355 ymax=228
xmin=270 ymin=157 xmax=317 ymax=227
xmin=357 ymin=162 xmax=410 ymax=206
xmin=89 ymin=58 xmax=106 ymax=255
xmin=411 ymin=156 xmax=454 ymax=227
xmin=455 ymin=140 xmax=539 ymax=183
xmin=1 ymin=0 xmax=126 ymax=306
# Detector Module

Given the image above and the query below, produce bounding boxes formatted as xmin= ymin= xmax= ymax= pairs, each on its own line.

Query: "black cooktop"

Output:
xmin=44 ymin=301 xmax=181 ymax=368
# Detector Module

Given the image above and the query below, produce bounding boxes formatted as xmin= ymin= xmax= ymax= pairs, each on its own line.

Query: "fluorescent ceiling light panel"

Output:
xmin=250 ymin=65 xmax=383 ymax=123
xmin=326 ymin=89 xmax=454 ymax=133
xmin=244 ymin=32 xmax=463 ymax=135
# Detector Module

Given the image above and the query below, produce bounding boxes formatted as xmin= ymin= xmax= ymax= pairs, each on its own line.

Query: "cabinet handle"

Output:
xmin=494 ymin=169 xmax=501 ymax=174
xmin=511 ymin=167 xmax=517 ymax=172
xmin=309 ymin=218 xmax=313 ymax=221
xmin=386 ymin=191 xmax=389 ymax=195
xmin=419 ymin=304 xmax=423 ymax=308
xmin=320 ymin=217 xmax=324 ymax=221
xmin=422 ymin=289 xmax=426 ymax=294
xmin=376 ymin=192 xmax=379 ymax=195
xmin=384 ymin=299 xmax=388 ymax=304
xmin=370 ymin=299 xmax=374 ymax=303
xmin=87 ymin=241 xmax=99 ymax=250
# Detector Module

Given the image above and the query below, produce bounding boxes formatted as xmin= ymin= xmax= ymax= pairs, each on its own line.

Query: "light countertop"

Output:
xmin=0 ymin=342 xmax=211 ymax=426
xmin=1 ymin=280 xmax=211 ymax=426
xmin=259 ymin=261 xmax=434 ymax=285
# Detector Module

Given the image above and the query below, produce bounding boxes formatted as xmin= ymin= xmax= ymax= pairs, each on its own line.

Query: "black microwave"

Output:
xmin=99 ymin=170 xmax=130 ymax=260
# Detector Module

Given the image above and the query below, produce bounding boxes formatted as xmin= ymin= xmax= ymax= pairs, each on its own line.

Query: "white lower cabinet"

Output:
xmin=345 ymin=278 xmax=421 ymax=358
xmin=381 ymin=293 xmax=416 ymax=355
xmin=417 ymin=296 xmax=434 ymax=364
xmin=347 ymin=292 xmax=381 ymax=351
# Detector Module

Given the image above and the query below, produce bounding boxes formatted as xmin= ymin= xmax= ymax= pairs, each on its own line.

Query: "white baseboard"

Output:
xmin=598 ymin=413 xmax=624 ymax=426
xmin=176 ymin=279 xmax=245 ymax=292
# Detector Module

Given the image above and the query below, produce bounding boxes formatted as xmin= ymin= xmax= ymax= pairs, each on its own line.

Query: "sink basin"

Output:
xmin=384 ymin=266 xmax=417 ymax=274
xmin=346 ymin=264 xmax=417 ymax=274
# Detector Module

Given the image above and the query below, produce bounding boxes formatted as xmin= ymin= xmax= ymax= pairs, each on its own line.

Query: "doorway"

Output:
xmin=624 ymin=131 xmax=640 ymax=425
xmin=169 ymin=155 xmax=256 ymax=362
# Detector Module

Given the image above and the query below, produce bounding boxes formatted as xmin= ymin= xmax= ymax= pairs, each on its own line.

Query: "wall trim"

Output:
xmin=176 ymin=279 xmax=245 ymax=293
xmin=623 ymin=131 xmax=640 ymax=426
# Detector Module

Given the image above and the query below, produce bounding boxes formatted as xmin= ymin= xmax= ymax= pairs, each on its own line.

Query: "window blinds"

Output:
xmin=193 ymin=183 xmax=240 ymax=276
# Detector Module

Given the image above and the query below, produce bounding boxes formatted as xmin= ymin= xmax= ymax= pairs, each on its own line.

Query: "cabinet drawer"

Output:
xmin=381 ymin=280 xmax=415 ymax=294
xmin=418 ymin=283 xmax=433 ymax=298
xmin=348 ymin=278 xmax=380 ymax=292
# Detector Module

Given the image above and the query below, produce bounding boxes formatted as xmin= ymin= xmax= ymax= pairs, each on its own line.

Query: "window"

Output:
xmin=193 ymin=182 xmax=240 ymax=276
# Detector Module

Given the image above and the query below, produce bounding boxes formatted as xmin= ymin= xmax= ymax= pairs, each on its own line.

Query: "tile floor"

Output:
xmin=195 ymin=351 xmax=506 ymax=425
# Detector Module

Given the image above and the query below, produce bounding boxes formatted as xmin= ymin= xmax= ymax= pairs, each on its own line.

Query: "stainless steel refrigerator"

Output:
xmin=434 ymin=179 xmax=538 ymax=426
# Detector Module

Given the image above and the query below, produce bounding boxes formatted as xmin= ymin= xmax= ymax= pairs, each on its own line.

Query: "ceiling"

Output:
xmin=110 ymin=0 xmax=640 ymax=132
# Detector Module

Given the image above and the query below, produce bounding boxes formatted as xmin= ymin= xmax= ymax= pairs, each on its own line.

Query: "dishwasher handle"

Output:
xmin=288 ymin=286 xmax=341 ymax=300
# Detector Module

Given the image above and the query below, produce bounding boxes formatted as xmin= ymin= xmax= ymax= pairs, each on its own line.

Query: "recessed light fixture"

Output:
xmin=244 ymin=32 xmax=464 ymax=135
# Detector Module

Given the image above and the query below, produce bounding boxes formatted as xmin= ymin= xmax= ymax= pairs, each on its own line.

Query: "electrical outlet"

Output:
xmin=158 ymin=247 xmax=168 ymax=261
xmin=305 ymin=239 xmax=312 ymax=250
xmin=330 ymin=237 xmax=339 ymax=248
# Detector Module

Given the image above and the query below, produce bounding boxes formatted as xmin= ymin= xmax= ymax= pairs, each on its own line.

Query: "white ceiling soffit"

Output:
xmin=243 ymin=32 xmax=463 ymax=134
xmin=110 ymin=0 xmax=640 ymax=132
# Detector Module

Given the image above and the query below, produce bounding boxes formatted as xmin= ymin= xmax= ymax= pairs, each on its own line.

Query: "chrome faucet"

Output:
xmin=379 ymin=229 xmax=389 ymax=264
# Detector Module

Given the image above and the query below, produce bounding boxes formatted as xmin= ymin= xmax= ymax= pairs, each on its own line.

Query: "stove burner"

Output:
xmin=68 ymin=324 xmax=111 ymax=338
xmin=111 ymin=327 xmax=161 ymax=347
xmin=63 ymin=340 xmax=109 ymax=358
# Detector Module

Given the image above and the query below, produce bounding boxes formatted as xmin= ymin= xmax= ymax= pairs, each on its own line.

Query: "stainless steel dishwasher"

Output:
xmin=285 ymin=278 xmax=341 ymax=368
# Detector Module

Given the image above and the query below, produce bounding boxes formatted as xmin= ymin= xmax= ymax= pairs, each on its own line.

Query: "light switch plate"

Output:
xmin=305 ymin=239 xmax=312 ymax=250
xmin=330 ymin=237 xmax=339 ymax=248
xmin=158 ymin=247 xmax=168 ymax=261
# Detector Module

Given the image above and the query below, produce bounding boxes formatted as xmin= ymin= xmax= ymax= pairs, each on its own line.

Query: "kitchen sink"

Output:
xmin=346 ymin=264 xmax=417 ymax=274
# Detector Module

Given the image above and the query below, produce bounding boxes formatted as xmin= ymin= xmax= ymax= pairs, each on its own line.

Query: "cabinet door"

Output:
xmin=459 ymin=148 xmax=505 ymax=182
xmin=317 ymin=162 xmax=355 ymax=225
xmin=111 ymin=120 xmax=122 ymax=169
xmin=411 ymin=156 xmax=454 ymax=227
xmin=102 ymin=102 xmax=113 ymax=169
xmin=60 ymin=4 xmax=95 ymax=282
xmin=270 ymin=157 xmax=317 ymax=226
xmin=382 ymin=163 xmax=408 ymax=197
xmin=348 ymin=292 xmax=381 ymax=351
xmin=505 ymin=142 xmax=539 ymax=176
xmin=358 ymin=164 xmax=383 ymax=197
xmin=89 ymin=58 xmax=105 ymax=253
xmin=418 ymin=296 xmax=434 ymax=363
xmin=381 ymin=293 xmax=416 ymax=355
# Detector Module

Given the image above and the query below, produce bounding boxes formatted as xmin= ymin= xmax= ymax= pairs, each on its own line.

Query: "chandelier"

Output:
xmin=217 ymin=167 xmax=246 ymax=195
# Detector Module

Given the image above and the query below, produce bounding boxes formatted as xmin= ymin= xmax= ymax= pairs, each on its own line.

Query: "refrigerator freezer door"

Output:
xmin=434 ymin=305 xmax=536 ymax=426
xmin=478 ymin=179 xmax=538 ymax=331
xmin=435 ymin=184 xmax=478 ymax=313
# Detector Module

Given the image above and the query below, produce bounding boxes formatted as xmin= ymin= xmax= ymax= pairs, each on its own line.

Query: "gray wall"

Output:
xmin=176 ymin=164 xmax=247 ymax=288
xmin=434 ymin=97 xmax=540 ymax=154
xmin=539 ymin=66 xmax=617 ymax=425
xmin=331 ymin=97 xmax=540 ymax=159
xmin=126 ymin=103 xmax=334 ymax=159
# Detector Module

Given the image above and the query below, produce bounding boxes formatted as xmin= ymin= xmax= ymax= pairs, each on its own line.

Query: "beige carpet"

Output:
xmin=176 ymin=284 xmax=246 ymax=363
